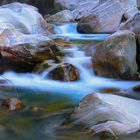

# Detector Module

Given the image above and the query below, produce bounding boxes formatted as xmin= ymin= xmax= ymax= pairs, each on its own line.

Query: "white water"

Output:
xmin=54 ymin=23 xmax=110 ymax=41
xmin=1 ymin=23 xmax=140 ymax=100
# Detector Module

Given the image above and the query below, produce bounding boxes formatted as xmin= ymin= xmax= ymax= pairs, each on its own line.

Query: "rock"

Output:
xmin=120 ymin=0 xmax=137 ymax=11
xmin=0 ymin=29 xmax=61 ymax=72
xmin=46 ymin=10 xmax=74 ymax=23
xmin=0 ymin=0 xmax=55 ymax=15
xmin=133 ymin=84 xmax=140 ymax=91
xmin=68 ymin=93 xmax=140 ymax=137
xmin=137 ymin=34 xmax=140 ymax=69
xmin=54 ymin=0 xmax=79 ymax=11
xmin=72 ymin=1 xmax=99 ymax=20
xmin=33 ymin=60 xmax=56 ymax=74
xmin=1 ymin=97 xmax=24 ymax=111
xmin=124 ymin=7 xmax=139 ymax=20
xmin=119 ymin=12 xmax=140 ymax=34
xmin=138 ymin=0 xmax=140 ymax=9
xmin=77 ymin=0 xmax=124 ymax=33
xmin=93 ymin=30 xmax=138 ymax=79
xmin=0 ymin=2 xmax=48 ymax=34
xmin=48 ymin=63 xmax=79 ymax=81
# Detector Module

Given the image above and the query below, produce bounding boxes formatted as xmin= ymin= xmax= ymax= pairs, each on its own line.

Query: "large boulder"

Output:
xmin=47 ymin=63 xmax=79 ymax=82
xmin=93 ymin=30 xmax=138 ymax=79
xmin=0 ymin=29 xmax=61 ymax=72
xmin=119 ymin=12 xmax=140 ymax=34
xmin=77 ymin=0 xmax=124 ymax=33
xmin=0 ymin=2 xmax=47 ymax=34
xmin=68 ymin=93 xmax=140 ymax=137
xmin=72 ymin=1 xmax=99 ymax=20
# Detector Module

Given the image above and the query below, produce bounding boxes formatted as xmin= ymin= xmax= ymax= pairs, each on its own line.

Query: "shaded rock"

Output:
xmin=77 ymin=0 xmax=124 ymax=33
xmin=46 ymin=10 xmax=74 ymax=23
xmin=68 ymin=93 xmax=140 ymax=137
xmin=0 ymin=29 xmax=61 ymax=72
xmin=48 ymin=63 xmax=79 ymax=81
xmin=133 ymin=84 xmax=140 ymax=92
xmin=1 ymin=97 xmax=24 ymax=111
xmin=119 ymin=12 xmax=140 ymax=34
xmin=93 ymin=30 xmax=138 ymax=79
xmin=137 ymin=34 xmax=140 ymax=70
xmin=0 ymin=0 xmax=55 ymax=15
xmin=54 ymin=0 xmax=79 ymax=11
xmin=0 ymin=2 xmax=48 ymax=34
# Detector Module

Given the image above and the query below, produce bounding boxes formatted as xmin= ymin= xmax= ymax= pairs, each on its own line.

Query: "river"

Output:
xmin=0 ymin=23 xmax=139 ymax=140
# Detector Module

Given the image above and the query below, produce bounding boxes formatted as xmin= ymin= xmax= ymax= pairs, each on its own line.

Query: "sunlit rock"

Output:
xmin=0 ymin=2 xmax=47 ymax=34
xmin=77 ymin=0 xmax=124 ymax=33
xmin=47 ymin=63 xmax=79 ymax=82
xmin=68 ymin=93 xmax=140 ymax=137
xmin=93 ymin=30 xmax=138 ymax=79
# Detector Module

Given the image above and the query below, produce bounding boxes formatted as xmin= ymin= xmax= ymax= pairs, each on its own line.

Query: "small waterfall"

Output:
xmin=0 ymin=23 xmax=139 ymax=100
xmin=55 ymin=23 xmax=110 ymax=41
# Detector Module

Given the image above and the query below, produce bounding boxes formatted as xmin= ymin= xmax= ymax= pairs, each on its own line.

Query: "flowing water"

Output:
xmin=0 ymin=23 xmax=140 ymax=140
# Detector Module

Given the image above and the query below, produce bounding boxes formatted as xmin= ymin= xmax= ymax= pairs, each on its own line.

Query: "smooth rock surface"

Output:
xmin=69 ymin=93 xmax=140 ymax=137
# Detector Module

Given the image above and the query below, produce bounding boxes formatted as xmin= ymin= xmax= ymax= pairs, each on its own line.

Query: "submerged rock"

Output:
xmin=48 ymin=63 xmax=79 ymax=82
xmin=68 ymin=93 xmax=140 ymax=137
xmin=77 ymin=0 xmax=124 ymax=33
xmin=1 ymin=97 xmax=24 ymax=111
xmin=93 ymin=30 xmax=138 ymax=79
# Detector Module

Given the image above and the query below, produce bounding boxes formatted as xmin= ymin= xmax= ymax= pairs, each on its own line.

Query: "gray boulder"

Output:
xmin=69 ymin=93 xmax=140 ymax=137
xmin=77 ymin=0 xmax=124 ymax=33
xmin=93 ymin=30 xmax=138 ymax=79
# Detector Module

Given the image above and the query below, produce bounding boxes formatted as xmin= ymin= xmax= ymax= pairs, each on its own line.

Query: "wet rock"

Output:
xmin=68 ymin=93 xmax=140 ymax=137
xmin=1 ymin=97 xmax=24 ymax=111
xmin=93 ymin=30 xmax=138 ymax=79
xmin=77 ymin=0 xmax=124 ymax=33
xmin=33 ymin=60 xmax=56 ymax=74
xmin=133 ymin=84 xmax=140 ymax=92
xmin=46 ymin=10 xmax=74 ymax=23
xmin=48 ymin=63 xmax=79 ymax=81
xmin=0 ymin=29 xmax=61 ymax=72
xmin=119 ymin=12 xmax=140 ymax=34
